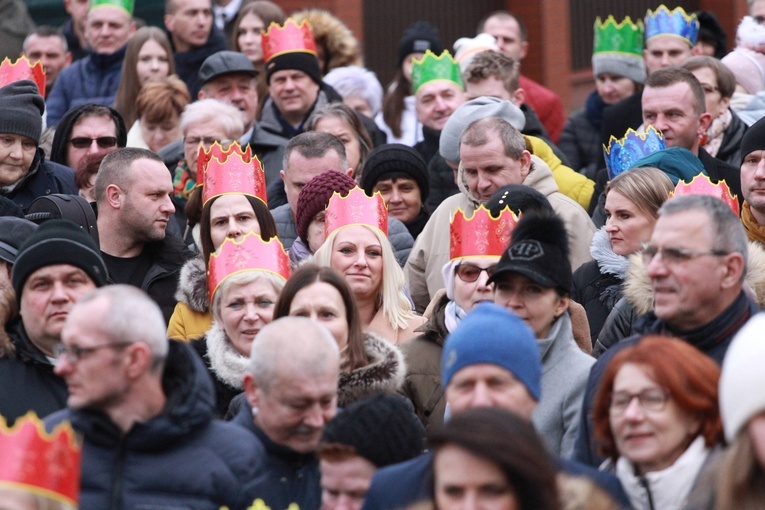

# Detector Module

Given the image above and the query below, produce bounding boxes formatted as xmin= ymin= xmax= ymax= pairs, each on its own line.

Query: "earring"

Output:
xmin=251 ymin=406 xmax=259 ymax=417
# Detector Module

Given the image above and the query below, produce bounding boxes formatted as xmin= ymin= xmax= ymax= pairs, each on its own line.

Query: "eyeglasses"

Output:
xmin=54 ymin=341 xmax=132 ymax=363
xmin=184 ymin=137 xmax=233 ymax=148
xmin=609 ymin=388 xmax=669 ymax=416
xmin=455 ymin=263 xmax=497 ymax=283
xmin=68 ymin=137 xmax=118 ymax=149
xmin=641 ymin=244 xmax=729 ymax=266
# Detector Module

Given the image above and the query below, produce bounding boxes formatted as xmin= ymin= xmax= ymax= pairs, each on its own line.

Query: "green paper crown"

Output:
xmin=411 ymin=50 xmax=464 ymax=94
xmin=593 ymin=15 xmax=644 ymax=57
xmin=90 ymin=0 xmax=134 ymax=16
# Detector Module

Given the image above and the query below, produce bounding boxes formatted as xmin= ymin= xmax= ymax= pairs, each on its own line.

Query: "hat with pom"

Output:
xmin=295 ymin=170 xmax=357 ymax=244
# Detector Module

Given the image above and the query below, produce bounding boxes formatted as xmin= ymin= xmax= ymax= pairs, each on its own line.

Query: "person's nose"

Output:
xmin=605 ymin=216 xmax=618 ymax=233
xmin=645 ymin=249 xmax=669 ymax=279
xmin=159 ymin=194 xmax=175 ymax=214
xmin=622 ymin=396 xmax=645 ymax=421
xmin=469 ymin=381 xmax=493 ymax=408
xmin=303 ymin=402 xmax=325 ymax=428
xmin=50 ymin=281 xmax=70 ymax=303
xmin=755 ymin=159 xmax=765 ymax=181
xmin=227 ymin=218 xmax=244 ymax=239
xmin=243 ymin=302 xmax=259 ymax=322
xmin=388 ymin=189 xmax=402 ymax=204
xmin=54 ymin=353 xmax=73 ymax=376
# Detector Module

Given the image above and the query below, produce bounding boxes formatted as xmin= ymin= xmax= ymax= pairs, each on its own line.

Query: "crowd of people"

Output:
xmin=1 ymin=0 xmax=765 ymax=509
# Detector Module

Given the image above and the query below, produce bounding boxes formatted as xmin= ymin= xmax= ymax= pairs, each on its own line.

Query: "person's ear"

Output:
xmin=511 ymin=87 xmax=525 ymax=107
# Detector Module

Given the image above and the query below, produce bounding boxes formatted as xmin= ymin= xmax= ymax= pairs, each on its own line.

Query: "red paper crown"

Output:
xmin=201 ymin=142 xmax=267 ymax=205
xmin=262 ymin=19 xmax=317 ymax=63
xmin=0 ymin=413 xmax=81 ymax=506
xmin=208 ymin=233 xmax=290 ymax=301
xmin=450 ymin=205 xmax=519 ymax=260
xmin=672 ymin=173 xmax=740 ymax=216
xmin=324 ymin=187 xmax=388 ymax=239
xmin=0 ymin=56 xmax=45 ymax=96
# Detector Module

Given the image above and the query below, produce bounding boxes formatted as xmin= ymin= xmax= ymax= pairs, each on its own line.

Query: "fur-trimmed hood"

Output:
xmin=337 ymin=333 xmax=406 ymax=407
xmin=203 ymin=322 xmax=249 ymax=390
xmin=175 ymin=255 xmax=209 ymax=313
xmin=291 ymin=9 xmax=363 ymax=74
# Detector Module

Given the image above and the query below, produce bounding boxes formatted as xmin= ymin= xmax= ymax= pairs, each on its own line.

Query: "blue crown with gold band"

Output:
xmin=645 ymin=5 xmax=699 ymax=47
xmin=603 ymin=126 xmax=666 ymax=179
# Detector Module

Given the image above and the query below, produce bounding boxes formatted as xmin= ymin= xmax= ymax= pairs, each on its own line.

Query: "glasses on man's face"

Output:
xmin=54 ymin=341 xmax=132 ymax=363
xmin=609 ymin=388 xmax=669 ymax=416
xmin=68 ymin=136 xmax=118 ymax=149
xmin=455 ymin=263 xmax=497 ymax=283
xmin=184 ymin=137 xmax=233 ymax=149
xmin=640 ymin=244 xmax=729 ymax=266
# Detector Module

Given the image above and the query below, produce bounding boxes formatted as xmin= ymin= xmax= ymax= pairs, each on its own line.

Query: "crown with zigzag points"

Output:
xmin=262 ymin=19 xmax=317 ymax=63
xmin=603 ymin=126 xmax=666 ymax=179
xmin=324 ymin=187 xmax=388 ymax=239
xmin=0 ymin=413 xmax=81 ymax=506
xmin=594 ymin=15 xmax=644 ymax=57
xmin=411 ymin=50 xmax=464 ymax=94
xmin=645 ymin=5 xmax=699 ymax=47
xmin=450 ymin=205 xmax=518 ymax=260
xmin=90 ymin=0 xmax=134 ymax=15
xmin=672 ymin=173 xmax=740 ymax=216
xmin=201 ymin=142 xmax=267 ymax=206
xmin=0 ymin=57 xmax=45 ymax=96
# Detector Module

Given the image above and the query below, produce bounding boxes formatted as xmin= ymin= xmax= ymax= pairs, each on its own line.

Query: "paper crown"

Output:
xmin=594 ymin=15 xmax=644 ymax=57
xmin=0 ymin=57 xmax=45 ymax=96
xmin=645 ymin=5 xmax=699 ymax=47
xmin=201 ymin=142 xmax=267 ymax=206
xmin=208 ymin=233 xmax=290 ymax=301
xmin=324 ymin=187 xmax=388 ymax=239
xmin=411 ymin=50 xmax=464 ymax=94
xmin=90 ymin=0 xmax=134 ymax=15
xmin=603 ymin=126 xmax=666 ymax=179
xmin=262 ymin=19 xmax=317 ymax=63
xmin=450 ymin=205 xmax=519 ymax=261
xmin=673 ymin=173 xmax=740 ymax=216
xmin=0 ymin=413 xmax=81 ymax=506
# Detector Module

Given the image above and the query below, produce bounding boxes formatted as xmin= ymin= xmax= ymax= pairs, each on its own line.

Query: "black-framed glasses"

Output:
xmin=455 ymin=263 xmax=497 ymax=283
xmin=68 ymin=136 xmax=118 ymax=149
xmin=641 ymin=244 xmax=729 ymax=266
xmin=54 ymin=341 xmax=133 ymax=363
xmin=609 ymin=388 xmax=670 ymax=416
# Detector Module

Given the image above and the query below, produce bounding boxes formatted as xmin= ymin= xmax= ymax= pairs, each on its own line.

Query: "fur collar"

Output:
xmin=590 ymin=228 xmax=629 ymax=278
xmin=204 ymin=322 xmax=248 ymax=389
xmin=337 ymin=332 xmax=406 ymax=407
xmin=174 ymin=255 xmax=209 ymax=313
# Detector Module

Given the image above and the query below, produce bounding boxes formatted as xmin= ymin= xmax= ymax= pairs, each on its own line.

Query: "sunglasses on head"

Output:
xmin=68 ymin=137 xmax=119 ymax=149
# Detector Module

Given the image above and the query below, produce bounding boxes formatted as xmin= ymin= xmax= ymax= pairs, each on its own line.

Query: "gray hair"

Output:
xmin=94 ymin=147 xmax=163 ymax=204
xmin=211 ymin=270 xmax=286 ymax=324
xmin=23 ymin=26 xmax=68 ymax=53
xmin=322 ymin=66 xmax=384 ymax=117
xmin=179 ymin=98 xmax=244 ymax=140
xmin=459 ymin=117 xmax=526 ymax=160
xmin=282 ymin=131 xmax=347 ymax=173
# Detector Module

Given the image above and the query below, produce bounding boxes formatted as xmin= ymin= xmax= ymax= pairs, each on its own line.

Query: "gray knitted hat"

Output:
xmin=0 ymin=80 xmax=44 ymax=143
xmin=592 ymin=53 xmax=646 ymax=84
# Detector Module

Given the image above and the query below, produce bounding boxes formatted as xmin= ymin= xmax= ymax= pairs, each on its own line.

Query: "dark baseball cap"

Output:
xmin=199 ymin=51 xmax=258 ymax=86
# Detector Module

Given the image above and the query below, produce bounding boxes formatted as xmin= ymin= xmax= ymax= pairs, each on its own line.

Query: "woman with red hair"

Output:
xmin=592 ymin=336 xmax=723 ymax=510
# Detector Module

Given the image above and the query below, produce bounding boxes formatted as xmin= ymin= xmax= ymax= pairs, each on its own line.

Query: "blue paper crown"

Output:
xmin=603 ymin=126 xmax=666 ymax=179
xmin=645 ymin=6 xmax=699 ymax=47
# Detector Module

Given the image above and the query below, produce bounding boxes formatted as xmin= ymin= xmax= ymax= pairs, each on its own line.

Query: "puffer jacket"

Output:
xmin=167 ymin=256 xmax=212 ymax=342
xmin=526 ymin=135 xmax=595 ymax=211
xmin=559 ymin=107 xmax=602 ymax=179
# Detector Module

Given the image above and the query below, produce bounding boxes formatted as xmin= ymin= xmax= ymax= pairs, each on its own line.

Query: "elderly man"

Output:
xmin=22 ymin=26 xmax=72 ymax=96
xmin=0 ymin=220 xmax=106 ymax=424
xmin=238 ymin=317 xmax=340 ymax=510
xmin=48 ymin=285 xmax=262 ymax=508
xmin=46 ymin=0 xmax=136 ymax=125
xmin=49 ymin=103 xmax=126 ymax=173
xmin=740 ymin=117 xmax=765 ymax=244
xmin=574 ymin=194 xmax=757 ymax=465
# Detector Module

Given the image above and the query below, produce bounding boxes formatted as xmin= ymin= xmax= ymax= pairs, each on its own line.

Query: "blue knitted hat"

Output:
xmin=441 ymin=303 xmax=541 ymax=401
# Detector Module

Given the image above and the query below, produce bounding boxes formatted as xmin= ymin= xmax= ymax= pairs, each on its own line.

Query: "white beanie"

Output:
xmin=453 ymin=34 xmax=500 ymax=72
xmin=719 ymin=313 xmax=765 ymax=442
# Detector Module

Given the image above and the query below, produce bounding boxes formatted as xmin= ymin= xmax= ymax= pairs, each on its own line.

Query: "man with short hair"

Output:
xmin=46 ymin=0 xmax=137 ymax=126
xmin=238 ymin=317 xmax=340 ymax=510
xmin=0 ymin=219 xmax=107 ymax=425
xmin=61 ymin=0 xmax=90 ymax=61
xmin=738 ymin=117 xmax=765 ymax=244
xmin=49 ymin=103 xmax=125 ymax=172
xmin=95 ymin=148 xmax=192 ymax=322
xmin=22 ymin=26 xmax=72 ymax=97
xmin=48 ymin=285 xmax=263 ymax=508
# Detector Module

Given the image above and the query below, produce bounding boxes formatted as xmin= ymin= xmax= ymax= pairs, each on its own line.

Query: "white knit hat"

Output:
xmin=719 ymin=313 xmax=765 ymax=442
xmin=453 ymin=33 xmax=500 ymax=72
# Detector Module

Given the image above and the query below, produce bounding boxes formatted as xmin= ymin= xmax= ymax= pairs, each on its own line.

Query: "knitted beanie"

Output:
xmin=442 ymin=302 xmax=541 ymax=400
xmin=453 ymin=34 xmax=500 ymax=72
xmin=12 ymin=219 xmax=108 ymax=297
xmin=719 ymin=313 xmax=765 ymax=441
xmin=320 ymin=393 xmax=425 ymax=467
xmin=632 ymin=147 xmax=706 ymax=185
xmin=397 ymin=21 xmax=443 ymax=68
xmin=266 ymin=52 xmax=323 ymax=85
xmin=295 ymin=170 xmax=357 ymax=243
xmin=592 ymin=53 xmax=646 ymax=84
xmin=485 ymin=184 xmax=554 ymax=218
xmin=360 ymin=144 xmax=429 ymax=202
xmin=0 ymin=217 xmax=37 ymax=264
xmin=439 ymin=96 xmax=526 ymax=163
xmin=0 ymin=80 xmax=45 ymax=143
xmin=740 ymin=116 xmax=765 ymax=165
xmin=721 ymin=48 xmax=765 ymax=95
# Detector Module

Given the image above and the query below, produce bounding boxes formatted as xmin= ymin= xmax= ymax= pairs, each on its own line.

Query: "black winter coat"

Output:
xmin=572 ymin=259 xmax=623 ymax=344
xmin=0 ymin=150 xmax=77 ymax=212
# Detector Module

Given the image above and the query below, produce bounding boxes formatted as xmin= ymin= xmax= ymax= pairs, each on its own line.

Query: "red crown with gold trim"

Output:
xmin=450 ymin=205 xmax=518 ymax=260
xmin=201 ymin=142 xmax=267 ymax=205
xmin=672 ymin=173 xmax=740 ymax=216
xmin=0 ymin=57 xmax=45 ymax=96
xmin=0 ymin=413 xmax=81 ymax=506
xmin=324 ymin=186 xmax=388 ymax=239
xmin=208 ymin=233 xmax=290 ymax=301
xmin=262 ymin=19 xmax=317 ymax=63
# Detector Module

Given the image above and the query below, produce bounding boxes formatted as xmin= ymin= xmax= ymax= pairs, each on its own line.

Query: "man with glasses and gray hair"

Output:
xmin=573 ymin=194 xmax=757 ymax=466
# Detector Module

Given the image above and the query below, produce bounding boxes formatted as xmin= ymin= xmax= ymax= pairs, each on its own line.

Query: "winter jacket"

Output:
xmin=192 ymin=322 xmax=247 ymax=418
xmin=0 ymin=150 xmax=78 ymax=212
xmin=46 ymin=46 xmax=126 ymax=126
xmin=60 ymin=18 xmax=87 ymax=62
xmin=425 ymin=153 xmax=459 ymax=212
xmin=405 ymin=154 xmax=595 ymax=312
xmin=172 ymin=26 xmax=228 ymax=99
xmin=698 ymin=147 xmax=743 ymax=207
xmin=527 ymin=135 xmax=595 ymax=211
xmin=413 ymin=126 xmax=440 ymax=164
xmin=45 ymin=341 xmax=264 ymax=510
xmin=519 ymin=75 xmax=566 ymax=143
xmin=167 ymin=256 xmax=212 ymax=342
xmin=599 ymin=91 xmax=643 ymax=146
xmin=258 ymin=86 xmax=332 ymax=140
xmin=559 ymin=106 xmax=603 ymax=179
xmin=714 ymin=109 xmax=747 ymax=166
xmin=337 ymin=332 xmax=406 ymax=406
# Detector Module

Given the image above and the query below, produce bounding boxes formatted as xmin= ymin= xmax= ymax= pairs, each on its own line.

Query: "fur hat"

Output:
xmin=0 ymin=80 xmax=44 ymax=144
xmin=397 ymin=21 xmax=443 ymax=68
xmin=295 ymin=170 xmax=357 ymax=243
xmin=360 ymin=144 xmax=429 ymax=202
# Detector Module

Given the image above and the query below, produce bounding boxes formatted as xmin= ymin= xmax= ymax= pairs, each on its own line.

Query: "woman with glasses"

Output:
xmin=592 ymin=335 xmax=723 ymax=510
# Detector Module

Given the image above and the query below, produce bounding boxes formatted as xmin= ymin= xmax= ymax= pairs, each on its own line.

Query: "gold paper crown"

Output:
xmin=201 ymin=142 xmax=267 ymax=206
xmin=0 ymin=413 xmax=81 ymax=506
xmin=207 ymin=233 xmax=290 ymax=301
xmin=262 ymin=19 xmax=317 ymax=62
xmin=324 ymin=186 xmax=388 ymax=239
xmin=672 ymin=173 xmax=740 ymax=217
xmin=450 ymin=205 xmax=518 ymax=260
xmin=0 ymin=56 xmax=46 ymax=96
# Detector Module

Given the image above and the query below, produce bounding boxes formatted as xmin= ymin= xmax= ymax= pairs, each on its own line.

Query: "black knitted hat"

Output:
xmin=266 ymin=51 xmax=322 ymax=85
xmin=485 ymin=184 xmax=554 ymax=218
xmin=0 ymin=80 xmax=44 ymax=143
xmin=397 ymin=21 xmax=443 ymax=68
xmin=741 ymin=116 xmax=765 ymax=165
xmin=360 ymin=144 xmax=429 ymax=202
xmin=12 ymin=219 xmax=108 ymax=298
xmin=320 ymin=393 xmax=425 ymax=467
xmin=295 ymin=170 xmax=357 ymax=243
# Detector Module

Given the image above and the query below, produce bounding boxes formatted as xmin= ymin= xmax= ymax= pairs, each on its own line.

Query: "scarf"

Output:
xmin=444 ymin=300 xmax=466 ymax=334
xmin=701 ymin=108 xmax=732 ymax=158
xmin=584 ymin=90 xmax=608 ymax=130
xmin=742 ymin=201 xmax=765 ymax=245
xmin=172 ymin=159 xmax=197 ymax=202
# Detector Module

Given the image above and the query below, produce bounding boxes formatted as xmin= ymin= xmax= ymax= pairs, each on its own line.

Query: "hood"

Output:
xmin=337 ymin=332 xmax=407 ymax=407
xmin=175 ymin=255 xmax=209 ymax=313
